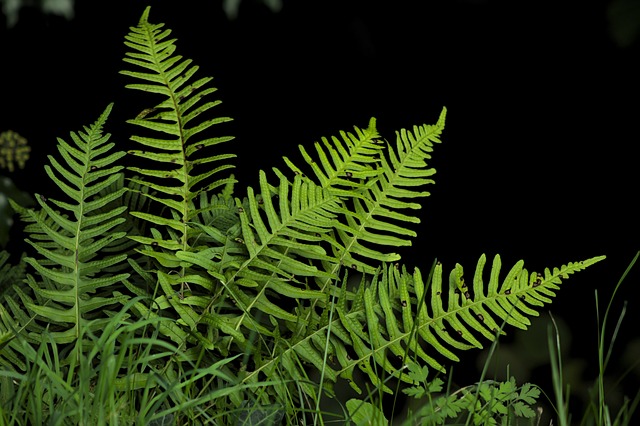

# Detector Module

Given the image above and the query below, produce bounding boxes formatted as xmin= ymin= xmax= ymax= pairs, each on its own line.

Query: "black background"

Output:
xmin=2 ymin=0 xmax=639 ymax=415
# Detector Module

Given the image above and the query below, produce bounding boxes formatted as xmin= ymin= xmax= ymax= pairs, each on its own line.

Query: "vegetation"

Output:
xmin=0 ymin=6 xmax=636 ymax=425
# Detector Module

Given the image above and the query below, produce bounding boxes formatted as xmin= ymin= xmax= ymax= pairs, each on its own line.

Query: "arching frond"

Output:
xmin=163 ymin=171 xmax=347 ymax=344
xmin=242 ymin=254 xmax=605 ymax=396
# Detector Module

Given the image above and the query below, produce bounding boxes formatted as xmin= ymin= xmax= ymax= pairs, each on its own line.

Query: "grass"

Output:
xmin=547 ymin=251 xmax=640 ymax=426
xmin=1 ymin=253 xmax=639 ymax=425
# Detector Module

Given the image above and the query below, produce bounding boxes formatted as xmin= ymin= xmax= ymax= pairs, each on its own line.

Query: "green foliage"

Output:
xmin=6 ymin=103 xmax=129 ymax=359
xmin=346 ymin=398 xmax=389 ymax=425
xmin=400 ymin=373 xmax=541 ymax=425
xmin=0 ymin=6 xmax=607 ymax=424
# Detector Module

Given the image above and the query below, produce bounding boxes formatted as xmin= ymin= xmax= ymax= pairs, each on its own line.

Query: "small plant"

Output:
xmin=0 ymin=6 xmax=607 ymax=424
xmin=399 ymin=372 xmax=541 ymax=425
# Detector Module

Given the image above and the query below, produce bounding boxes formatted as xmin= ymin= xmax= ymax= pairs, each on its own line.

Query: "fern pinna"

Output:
xmin=0 ymin=5 xmax=604 ymax=421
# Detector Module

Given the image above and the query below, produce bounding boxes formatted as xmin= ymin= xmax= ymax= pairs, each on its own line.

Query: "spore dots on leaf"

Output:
xmin=533 ymin=274 xmax=542 ymax=287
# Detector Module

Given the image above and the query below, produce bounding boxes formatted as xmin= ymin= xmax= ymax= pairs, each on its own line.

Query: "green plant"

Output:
xmin=0 ymin=6 xmax=605 ymax=424
xmin=398 ymin=373 xmax=541 ymax=425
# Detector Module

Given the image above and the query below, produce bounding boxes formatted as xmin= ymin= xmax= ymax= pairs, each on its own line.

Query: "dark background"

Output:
xmin=2 ymin=0 xmax=639 ymax=416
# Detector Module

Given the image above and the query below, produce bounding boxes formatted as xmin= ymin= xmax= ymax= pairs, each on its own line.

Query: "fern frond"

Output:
xmin=333 ymin=109 xmax=446 ymax=269
xmin=283 ymin=118 xmax=383 ymax=191
xmin=159 ymin=171 xmax=346 ymax=344
xmin=120 ymin=5 xmax=236 ymax=240
xmin=8 ymin=104 xmax=129 ymax=347
xmin=243 ymin=254 xmax=604 ymax=396
xmin=283 ymin=109 xmax=446 ymax=274
xmin=117 ymin=7 xmax=243 ymax=352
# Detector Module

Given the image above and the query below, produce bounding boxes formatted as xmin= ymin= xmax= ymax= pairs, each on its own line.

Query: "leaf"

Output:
xmin=346 ymin=399 xmax=389 ymax=426
xmin=284 ymin=110 xmax=446 ymax=274
xmin=518 ymin=382 xmax=540 ymax=405
xmin=404 ymin=360 xmax=429 ymax=383
xmin=6 ymin=104 xmax=129 ymax=352
xmin=513 ymin=401 xmax=536 ymax=418
xmin=121 ymin=6 xmax=236 ymax=249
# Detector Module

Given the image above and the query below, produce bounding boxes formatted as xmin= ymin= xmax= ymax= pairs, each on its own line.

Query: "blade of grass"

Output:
xmin=548 ymin=313 xmax=571 ymax=426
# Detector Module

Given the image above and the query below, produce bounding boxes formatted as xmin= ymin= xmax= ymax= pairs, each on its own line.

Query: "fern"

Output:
xmin=241 ymin=254 xmax=605 ymax=395
xmin=283 ymin=112 xmax=445 ymax=275
xmin=5 ymin=104 xmax=129 ymax=362
xmin=121 ymin=6 xmax=236 ymax=245
xmin=0 ymin=6 xmax=607 ymax=423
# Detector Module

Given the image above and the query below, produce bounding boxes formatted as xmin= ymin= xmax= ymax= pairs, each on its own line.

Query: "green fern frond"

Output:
xmin=159 ymin=171 xmax=346 ymax=344
xmin=283 ymin=118 xmax=383 ymax=192
xmin=117 ymin=7 xmax=243 ymax=351
xmin=8 ymin=104 xmax=129 ymax=347
xmin=283 ymin=110 xmax=446 ymax=275
xmin=346 ymin=254 xmax=605 ymax=384
xmin=243 ymin=254 xmax=604 ymax=396
xmin=208 ymin=171 xmax=344 ymax=333
xmin=332 ymin=109 xmax=446 ymax=269
xmin=120 ymin=6 xmax=236 ymax=245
